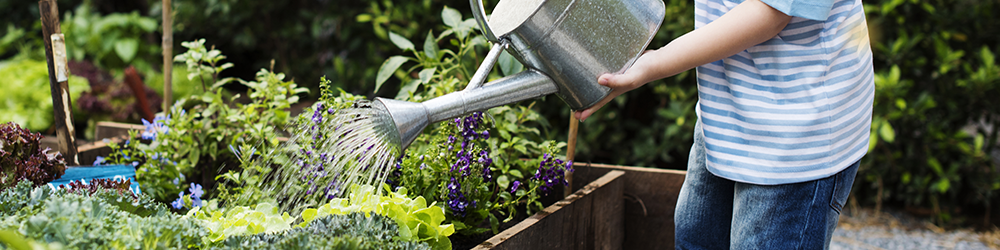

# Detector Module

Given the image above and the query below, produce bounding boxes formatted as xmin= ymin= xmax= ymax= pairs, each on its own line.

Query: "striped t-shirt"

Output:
xmin=694 ymin=0 xmax=875 ymax=184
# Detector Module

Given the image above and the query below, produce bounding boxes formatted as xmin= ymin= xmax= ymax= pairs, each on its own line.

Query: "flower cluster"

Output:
xmin=445 ymin=177 xmax=474 ymax=217
xmin=140 ymin=114 xmax=171 ymax=140
xmin=443 ymin=112 xmax=492 ymax=216
xmin=171 ymin=183 xmax=205 ymax=210
xmin=293 ymin=102 xmax=342 ymax=200
xmin=530 ymin=153 xmax=573 ymax=195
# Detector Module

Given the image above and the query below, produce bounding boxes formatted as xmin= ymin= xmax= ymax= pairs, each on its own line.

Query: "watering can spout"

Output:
xmin=375 ymin=69 xmax=558 ymax=149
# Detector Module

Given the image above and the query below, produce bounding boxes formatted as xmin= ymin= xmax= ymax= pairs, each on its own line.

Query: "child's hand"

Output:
xmin=573 ymin=73 xmax=642 ymax=122
xmin=573 ymin=50 xmax=655 ymax=122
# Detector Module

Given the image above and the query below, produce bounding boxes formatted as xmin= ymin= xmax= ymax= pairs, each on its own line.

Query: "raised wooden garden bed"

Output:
xmin=474 ymin=163 xmax=686 ymax=250
xmin=571 ymin=163 xmax=686 ymax=250
xmin=474 ymin=170 xmax=625 ymax=249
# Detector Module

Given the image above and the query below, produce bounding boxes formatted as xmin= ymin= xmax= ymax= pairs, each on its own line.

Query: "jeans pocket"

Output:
xmin=829 ymin=161 xmax=860 ymax=214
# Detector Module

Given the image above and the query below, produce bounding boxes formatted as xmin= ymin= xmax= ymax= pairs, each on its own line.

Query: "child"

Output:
xmin=574 ymin=0 xmax=873 ymax=248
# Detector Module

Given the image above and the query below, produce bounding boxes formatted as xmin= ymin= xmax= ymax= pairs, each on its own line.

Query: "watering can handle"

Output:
xmin=470 ymin=0 xmax=499 ymax=43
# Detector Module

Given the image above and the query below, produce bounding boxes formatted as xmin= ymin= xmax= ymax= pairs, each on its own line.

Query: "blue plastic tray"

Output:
xmin=48 ymin=164 xmax=142 ymax=195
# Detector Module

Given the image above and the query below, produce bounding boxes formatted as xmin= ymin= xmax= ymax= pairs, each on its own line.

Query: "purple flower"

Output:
xmin=447 ymin=178 xmax=460 ymax=192
xmin=510 ymin=181 xmax=521 ymax=194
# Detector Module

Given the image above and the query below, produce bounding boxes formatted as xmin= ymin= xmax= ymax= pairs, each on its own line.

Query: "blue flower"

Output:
xmin=140 ymin=115 xmax=170 ymax=140
xmin=93 ymin=156 xmax=105 ymax=166
xmin=189 ymin=183 xmax=204 ymax=198
xmin=191 ymin=196 xmax=203 ymax=208
xmin=171 ymin=191 xmax=186 ymax=209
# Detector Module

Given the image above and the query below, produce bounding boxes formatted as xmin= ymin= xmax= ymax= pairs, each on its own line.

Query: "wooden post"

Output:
xmin=162 ymin=0 xmax=173 ymax=111
xmin=564 ymin=112 xmax=580 ymax=197
xmin=124 ymin=66 xmax=155 ymax=122
xmin=39 ymin=0 xmax=79 ymax=165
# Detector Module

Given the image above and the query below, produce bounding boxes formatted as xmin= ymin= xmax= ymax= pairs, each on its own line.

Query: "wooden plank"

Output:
xmin=571 ymin=163 xmax=686 ymax=250
xmin=475 ymin=170 xmax=625 ymax=250
xmin=94 ymin=121 xmax=146 ymax=140
xmin=592 ymin=168 xmax=624 ymax=250
xmin=75 ymin=135 xmax=127 ymax=166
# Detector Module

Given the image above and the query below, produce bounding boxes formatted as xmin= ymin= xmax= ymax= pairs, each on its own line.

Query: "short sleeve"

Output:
xmin=758 ymin=0 xmax=834 ymax=21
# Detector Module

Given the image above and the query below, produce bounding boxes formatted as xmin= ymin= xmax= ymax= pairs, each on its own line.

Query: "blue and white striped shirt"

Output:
xmin=694 ymin=0 xmax=874 ymax=184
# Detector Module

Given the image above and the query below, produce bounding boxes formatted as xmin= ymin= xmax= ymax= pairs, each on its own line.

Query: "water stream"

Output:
xmin=232 ymin=100 xmax=401 ymax=214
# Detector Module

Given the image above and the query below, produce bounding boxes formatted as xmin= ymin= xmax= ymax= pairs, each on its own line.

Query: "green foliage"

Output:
xmin=300 ymin=184 xmax=454 ymax=250
xmin=0 ymin=123 xmax=67 ymax=192
xmin=856 ymin=0 xmax=1000 ymax=225
xmin=104 ymin=39 xmax=308 ymax=203
xmin=186 ymin=202 xmax=296 ymax=242
xmin=379 ymin=7 xmax=569 ymax=236
xmin=163 ymin=0 xmax=496 ymax=95
xmin=219 ymin=213 xmax=430 ymax=250
xmin=61 ymin=3 xmax=160 ymax=72
xmin=0 ymin=181 xmax=206 ymax=250
xmin=0 ymin=57 xmax=90 ymax=132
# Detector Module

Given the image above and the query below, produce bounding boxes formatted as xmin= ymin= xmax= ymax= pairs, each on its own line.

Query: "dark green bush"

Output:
xmin=853 ymin=0 xmax=1000 ymax=225
xmin=166 ymin=0 xmax=496 ymax=94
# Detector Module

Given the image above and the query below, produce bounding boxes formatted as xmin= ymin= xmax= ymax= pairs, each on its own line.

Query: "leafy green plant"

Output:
xmin=0 ymin=122 xmax=67 ymax=192
xmin=219 ymin=213 xmax=430 ymax=250
xmin=0 ymin=57 xmax=90 ymax=132
xmin=61 ymin=3 xmax=160 ymax=72
xmin=299 ymin=184 xmax=454 ymax=250
xmin=186 ymin=202 xmax=296 ymax=242
xmin=0 ymin=181 xmax=206 ymax=250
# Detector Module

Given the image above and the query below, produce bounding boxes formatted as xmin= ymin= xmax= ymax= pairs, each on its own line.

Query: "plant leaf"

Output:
xmin=879 ymin=121 xmax=895 ymax=143
xmin=388 ymin=32 xmax=415 ymax=51
xmin=441 ymin=6 xmax=462 ymax=28
xmin=418 ymin=68 xmax=435 ymax=84
xmin=375 ymin=56 xmax=409 ymax=93
xmin=498 ymin=50 xmax=523 ymax=76
xmin=423 ymin=31 xmax=439 ymax=60
xmin=114 ymin=38 xmax=139 ymax=62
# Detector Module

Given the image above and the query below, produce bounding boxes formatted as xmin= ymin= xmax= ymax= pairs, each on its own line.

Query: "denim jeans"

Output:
xmin=675 ymin=120 xmax=860 ymax=250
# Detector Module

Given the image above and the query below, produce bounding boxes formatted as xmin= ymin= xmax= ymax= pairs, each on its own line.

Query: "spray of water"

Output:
xmin=230 ymin=100 xmax=402 ymax=214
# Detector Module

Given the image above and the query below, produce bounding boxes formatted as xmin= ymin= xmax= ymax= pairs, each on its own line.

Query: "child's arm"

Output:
xmin=574 ymin=0 xmax=792 ymax=121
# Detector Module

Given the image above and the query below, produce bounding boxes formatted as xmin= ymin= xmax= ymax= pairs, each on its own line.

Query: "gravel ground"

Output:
xmin=831 ymin=208 xmax=1000 ymax=250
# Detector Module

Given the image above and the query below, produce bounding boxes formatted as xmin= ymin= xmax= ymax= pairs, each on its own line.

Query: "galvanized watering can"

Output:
xmin=374 ymin=0 xmax=665 ymax=149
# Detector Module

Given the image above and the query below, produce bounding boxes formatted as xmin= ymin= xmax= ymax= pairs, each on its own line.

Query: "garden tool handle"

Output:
xmin=464 ymin=38 xmax=509 ymax=91
xmin=470 ymin=0 xmax=499 ymax=43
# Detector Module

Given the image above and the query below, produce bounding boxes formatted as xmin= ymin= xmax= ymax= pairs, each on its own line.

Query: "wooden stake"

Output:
xmin=39 ymin=0 xmax=79 ymax=165
xmin=564 ymin=112 xmax=580 ymax=197
xmin=124 ymin=66 xmax=155 ymax=122
xmin=162 ymin=0 xmax=173 ymax=111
